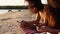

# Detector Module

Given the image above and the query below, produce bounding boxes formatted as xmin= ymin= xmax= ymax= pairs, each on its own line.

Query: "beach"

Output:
xmin=0 ymin=10 xmax=36 ymax=34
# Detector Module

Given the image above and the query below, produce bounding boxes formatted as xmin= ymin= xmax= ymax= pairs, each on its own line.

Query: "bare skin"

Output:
xmin=17 ymin=0 xmax=60 ymax=34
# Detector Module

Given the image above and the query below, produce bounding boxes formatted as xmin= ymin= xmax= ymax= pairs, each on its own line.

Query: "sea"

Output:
xmin=0 ymin=9 xmax=28 ymax=14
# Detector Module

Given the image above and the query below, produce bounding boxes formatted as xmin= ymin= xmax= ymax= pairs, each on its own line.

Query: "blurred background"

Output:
xmin=0 ymin=0 xmax=47 ymax=14
xmin=0 ymin=0 xmax=50 ymax=34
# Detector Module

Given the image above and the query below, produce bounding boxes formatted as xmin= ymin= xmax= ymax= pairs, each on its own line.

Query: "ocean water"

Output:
xmin=0 ymin=9 xmax=28 ymax=14
xmin=0 ymin=10 xmax=8 ymax=14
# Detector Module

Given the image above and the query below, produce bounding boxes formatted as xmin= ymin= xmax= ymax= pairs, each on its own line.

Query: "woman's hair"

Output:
xmin=47 ymin=0 xmax=60 ymax=28
xmin=48 ymin=0 xmax=60 ymax=8
xmin=25 ymin=0 xmax=44 ymax=11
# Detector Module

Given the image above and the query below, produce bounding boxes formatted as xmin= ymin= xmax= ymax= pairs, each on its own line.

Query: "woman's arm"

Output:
xmin=36 ymin=26 xmax=60 ymax=33
xmin=17 ymin=12 xmax=41 ymax=27
xmin=27 ymin=12 xmax=41 ymax=24
xmin=48 ymin=28 xmax=60 ymax=33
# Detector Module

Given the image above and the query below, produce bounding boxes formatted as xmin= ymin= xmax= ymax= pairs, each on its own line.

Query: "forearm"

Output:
xmin=26 ymin=20 xmax=38 ymax=26
xmin=29 ymin=12 xmax=41 ymax=26
xmin=48 ymin=28 xmax=60 ymax=33
xmin=21 ymin=12 xmax=40 ymax=27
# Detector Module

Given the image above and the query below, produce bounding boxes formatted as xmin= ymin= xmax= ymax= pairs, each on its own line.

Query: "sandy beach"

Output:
xmin=0 ymin=11 xmax=36 ymax=34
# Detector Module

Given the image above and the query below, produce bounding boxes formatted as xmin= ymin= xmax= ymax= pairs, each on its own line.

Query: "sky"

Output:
xmin=0 ymin=0 xmax=47 ymax=6
xmin=0 ymin=0 xmax=47 ymax=14
xmin=0 ymin=0 xmax=25 ymax=6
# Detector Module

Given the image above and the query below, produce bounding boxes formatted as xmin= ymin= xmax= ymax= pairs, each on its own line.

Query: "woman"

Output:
xmin=19 ymin=0 xmax=60 ymax=34
xmin=19 ymin=0 xmax=45 ymax=34
xmin=36 ymin=0 xmax=60 ymax=33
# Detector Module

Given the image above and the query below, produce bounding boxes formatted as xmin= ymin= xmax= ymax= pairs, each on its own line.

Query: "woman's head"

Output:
xmin=25 ymin=0 xmax=44 ymax=14
xmin=48 ymin=0 xmax=60 ymax=8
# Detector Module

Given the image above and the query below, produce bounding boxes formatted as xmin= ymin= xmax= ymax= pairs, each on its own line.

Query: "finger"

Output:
xmin=17 ymin=21 xmax=21 ymax=23
xmin=21 ymin=20 xmax=24 ymax=22
xmin=41 ymin=26 xmax=45 ymax=29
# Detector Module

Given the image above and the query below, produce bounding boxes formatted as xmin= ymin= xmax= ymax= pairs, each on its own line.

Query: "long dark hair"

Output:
xmin=47 ymin=0 xmax=60 ymax=28
xmin=25 ymin=0 xmax=44 ymax=11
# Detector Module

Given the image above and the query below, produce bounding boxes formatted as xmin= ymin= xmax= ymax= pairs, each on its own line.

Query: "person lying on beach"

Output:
xmin=17 ymin=0 xmax=60 ymax=34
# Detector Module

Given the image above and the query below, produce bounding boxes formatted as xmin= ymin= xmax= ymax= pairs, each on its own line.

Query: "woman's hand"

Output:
xmin=20 ymin=20 xmax=29 ymax=28
xmin=36 ymin=26 xmax=51 ymax=32
xmin=17 ymin=20 xmax=28 ymax=28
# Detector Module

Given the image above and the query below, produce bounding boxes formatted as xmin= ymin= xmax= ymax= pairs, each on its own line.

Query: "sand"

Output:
xmin=0 ymin=11 xmax=36 ymax=34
